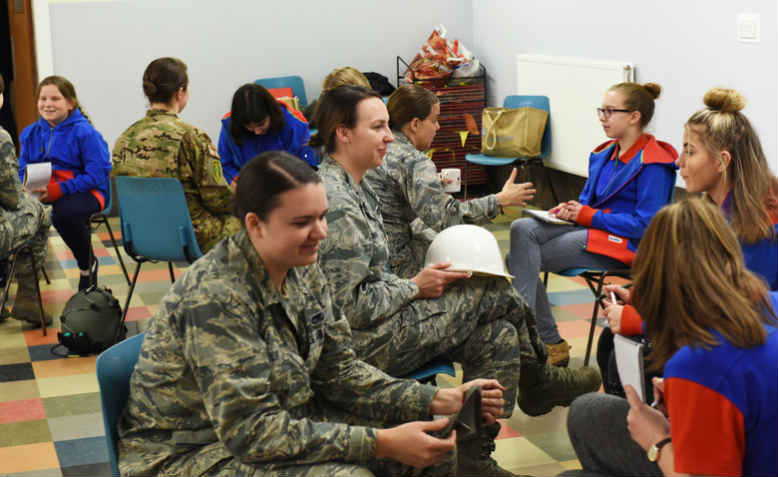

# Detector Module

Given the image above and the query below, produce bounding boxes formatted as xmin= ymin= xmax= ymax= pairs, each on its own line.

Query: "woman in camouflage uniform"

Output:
xmin=119 ymin=152 xmax=507 ymax=476
xmin=314 ymin=86 xmax=601 ymax=477
xmin=112 ymin=57 xmax=239 ymax=253
xmin=365 ymin=84 xmax=536 ymax=279
xmin=0 ymin=73 xmax=52 ymax=325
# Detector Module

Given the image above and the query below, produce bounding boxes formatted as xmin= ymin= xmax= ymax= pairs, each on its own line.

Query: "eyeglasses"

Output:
xmin=596 ymin=107 xmax=632 ymax=119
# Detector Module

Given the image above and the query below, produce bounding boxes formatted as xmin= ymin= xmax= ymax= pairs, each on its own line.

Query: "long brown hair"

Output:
xmin=632 ymin=198 xmax=776 ymax=371
xmin=308 ymin=85 xmax=381 ymax=154
xmin=686 ymin=88 xmax=778 ymax=243
xmin=35 ymin=75 xmax=92 ymax=124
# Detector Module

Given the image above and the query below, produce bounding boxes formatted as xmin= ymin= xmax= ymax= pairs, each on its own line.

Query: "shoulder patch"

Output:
xmin=210 ymin=159 xmax=223 ymax=183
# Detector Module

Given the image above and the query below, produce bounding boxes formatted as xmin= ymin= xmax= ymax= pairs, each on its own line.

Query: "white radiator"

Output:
xmin=516 ymin=54 xmax=635 ymax=177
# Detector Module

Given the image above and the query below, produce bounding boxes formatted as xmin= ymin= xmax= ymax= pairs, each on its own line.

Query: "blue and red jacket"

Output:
xmin=576 ymin=134 xmax=677 ymax=265
xmin=218 ymin=104 xmax=318 ymax=183
xmin=18 ymin=109 xmax=111 ymax=209
xmin=664 ymin=318 xmax=777 ymax=476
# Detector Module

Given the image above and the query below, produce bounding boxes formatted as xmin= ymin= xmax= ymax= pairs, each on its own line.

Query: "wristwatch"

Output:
xmin=647 ymin=437 xmax=672 ymax=462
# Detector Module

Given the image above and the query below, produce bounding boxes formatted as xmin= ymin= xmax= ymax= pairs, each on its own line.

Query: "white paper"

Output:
xmin=614 ymin=334 xmax=645 ymax=401
xmin=24 ymin=163 xmax=52 ymax=199
xmin=524 ymin=208 xmax=575 ymax=225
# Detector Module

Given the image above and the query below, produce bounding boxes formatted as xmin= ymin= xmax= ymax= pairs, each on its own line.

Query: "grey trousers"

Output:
xmin=559 ymin=393 xmax=662 ymax=477
xmin=507 ymin=218 xmax=624 ymax=344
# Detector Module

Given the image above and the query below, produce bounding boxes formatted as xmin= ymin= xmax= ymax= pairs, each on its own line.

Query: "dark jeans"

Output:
xmin=596 ymin=327 xmax=660 ymax=402
xmin=51 ymin=192 xmax=100 ymax=270
xmin=559 ymin=393 xmax=662 ymax=477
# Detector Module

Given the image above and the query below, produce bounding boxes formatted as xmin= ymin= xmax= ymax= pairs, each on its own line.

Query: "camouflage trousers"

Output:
xmin=0 ymin=199 xmax=51 ymax=284
xmin=351 ymin=276 xmax=548 ymax=418
xmin=153 ymin=404 xmax=455 ymax=477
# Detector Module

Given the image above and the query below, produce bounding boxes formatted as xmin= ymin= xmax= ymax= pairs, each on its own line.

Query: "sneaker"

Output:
xmin=78 ymin=259 xmax=99 ymax=291
xmin=457 ymin=423 xmax=527 ymax=477
xmin=546 ymin=340 xmax=571 ymax=367
xmin=519 ymin=365 xmax=601 ymax=417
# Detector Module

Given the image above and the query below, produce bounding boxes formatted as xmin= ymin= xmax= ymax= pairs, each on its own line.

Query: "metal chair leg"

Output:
xmin=28 ymin=248 xmax=47 ymax=335
xmin=0 ymin=252 xmax=18 ymax=311
xmin=121 ymin=262 xmax=143 ymax=326
xmin=583 ymin=273 xmax=607 ymax=366
xmin=103 ymin=218 xmax=130 ymax=285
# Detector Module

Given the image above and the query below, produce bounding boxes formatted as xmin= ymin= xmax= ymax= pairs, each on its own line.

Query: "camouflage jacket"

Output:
xmin=0 ymin=128 xmax=24 ymax=212
xmin=318 ymin=156 xmax=419 ymax=331
xmin=118 ymin=230 xmax=436 ymax=476
xmin=364 ymin=131 xmax=500 ymax=277
xmin=111 ymin=109 xmax=239 ymax=251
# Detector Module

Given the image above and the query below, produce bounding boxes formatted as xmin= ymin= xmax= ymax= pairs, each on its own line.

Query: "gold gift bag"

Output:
xmin=481 ymin=107 xmax=548 ymax=157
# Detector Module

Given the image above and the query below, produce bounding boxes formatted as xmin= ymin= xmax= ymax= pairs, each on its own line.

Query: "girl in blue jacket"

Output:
xmin=507 ymin=82 xmax=677 ymax=366
xmin=19 ymin=76 xmax=111 ymax=290
xmin=218 ymin=83 xmax=318 ymax=185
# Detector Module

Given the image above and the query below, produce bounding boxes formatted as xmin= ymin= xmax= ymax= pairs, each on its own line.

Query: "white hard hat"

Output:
xmin=424 ymin=224 xmax=513 ymax=279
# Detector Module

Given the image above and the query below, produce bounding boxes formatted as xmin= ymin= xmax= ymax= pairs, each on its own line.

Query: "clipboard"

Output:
xmin=613 ymin=334 xmax=646 ymax=401
xmin=432 ymin=385 xmax=482 ymax=441
xmin=524 ymin=208 xmax=575 ymax=225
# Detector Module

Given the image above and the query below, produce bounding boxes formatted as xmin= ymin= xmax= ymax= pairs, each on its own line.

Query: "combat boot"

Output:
xmin=10 ymin=276 xmax=52 ymax=327
xmin=457 ymin=422 xmax=526 ymax=477
xmin=518 ymin=364 xmax=601 ymax=417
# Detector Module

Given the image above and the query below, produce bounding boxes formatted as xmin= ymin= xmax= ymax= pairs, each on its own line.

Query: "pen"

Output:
xmin=610 ymin=291 xmax=617 ymax=304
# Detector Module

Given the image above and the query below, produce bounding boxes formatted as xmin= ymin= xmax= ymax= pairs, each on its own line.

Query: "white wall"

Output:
xmin=42 ymin=0 xmax=473 ymax=148
xmin=471 ymin=0 xmax=778 ymax=176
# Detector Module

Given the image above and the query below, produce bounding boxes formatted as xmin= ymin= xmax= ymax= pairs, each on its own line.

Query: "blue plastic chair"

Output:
xmin=114 ymin=177 xmax=203 ymax=324
xmin=90 ymin=177 xmax=130 ymax=284
xmin=255 ymin=75 xmax=308 ymax=108
xmin=402 ymin=356 xmax=456 ymax=384
xmin=465 ymin=95 xmax=556 ymax=202
xmin=96 ymin=332 xmax=145 ymax=477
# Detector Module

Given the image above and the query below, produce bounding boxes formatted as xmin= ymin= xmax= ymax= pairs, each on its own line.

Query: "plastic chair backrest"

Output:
xmin=255 ymin=75 xmax=307 ymax=107
xmin=96 ymin=332 xmax=145 ymax=477
xmin=101 ymin=176 xmax=114 ymax=215
xmin=114 ymin=176 xmax=203 ymax=263
xmin=503 ymin=95 xmax=551 ymax=159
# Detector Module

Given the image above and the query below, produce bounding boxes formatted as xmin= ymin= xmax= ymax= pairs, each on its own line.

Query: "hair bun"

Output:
xmin=642 ymin=82 xmax=661 ymax=100
xmin=703 ymin=88 xmax=745 ymax=113
xmin=142 ymin=80 xmax=158 ymax=97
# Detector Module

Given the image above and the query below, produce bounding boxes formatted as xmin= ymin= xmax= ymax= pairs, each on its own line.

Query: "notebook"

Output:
xmin=524 ymin=208 xmax=575 ymax=225
xmin=614 ymin=334 xmax=646 ymax=401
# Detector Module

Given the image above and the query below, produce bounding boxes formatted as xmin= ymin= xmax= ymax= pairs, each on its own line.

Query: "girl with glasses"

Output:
xmin=506 ymin=82 xmax=677 ymax=367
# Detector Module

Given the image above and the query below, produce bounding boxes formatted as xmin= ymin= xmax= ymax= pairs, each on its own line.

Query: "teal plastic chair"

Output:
xmin=255 ymin=75 xmax=308 ymax=108
xmin=465 ymin=95 xmax=556 ymax=202
xmin=114 ymin=177 xmax=203 ymax=324
xmin=96 ymin=332 xmax=145 ymax=477
xmin=90 ymin=177 xmax=130 ymax=284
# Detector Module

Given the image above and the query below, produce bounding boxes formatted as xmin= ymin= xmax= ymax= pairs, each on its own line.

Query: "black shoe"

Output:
xmin=78 ymin=259 xmax=99 ymax=291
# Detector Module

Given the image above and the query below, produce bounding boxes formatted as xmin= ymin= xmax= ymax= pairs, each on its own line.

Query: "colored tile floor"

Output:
xmin=0 ymin=213 xmax=616 ymax=476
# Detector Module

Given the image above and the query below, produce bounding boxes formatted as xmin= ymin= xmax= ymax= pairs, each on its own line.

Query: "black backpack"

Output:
xmin=54 ymin=286 xmax=125 ymax=356
xmin=363 ymin=72 xmax=396 ymax=96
